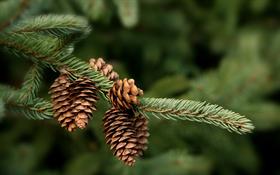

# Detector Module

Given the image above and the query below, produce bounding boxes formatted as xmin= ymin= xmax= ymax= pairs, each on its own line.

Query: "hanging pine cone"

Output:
xmin=108 ymin=78 xmax=143 ymax=110
xmin=103 ymin=108 xmax=149 ymax=166
xmin=69 ymin=77 xmax=99 ymax=129
xmin=49 ymin=73 xmax=77 ymax=132
xmin=50 ymin=74 xmax=99 ymax=131
xmin=89 ymin=58 xmax=119 ymax=81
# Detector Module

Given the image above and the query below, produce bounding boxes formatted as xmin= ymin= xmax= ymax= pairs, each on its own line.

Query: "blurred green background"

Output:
xmin=0 ymin=0 xmax=280 ymax=174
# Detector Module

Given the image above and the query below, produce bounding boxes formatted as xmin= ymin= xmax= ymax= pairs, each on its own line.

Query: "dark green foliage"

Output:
xmin=0 ymin=0 xmax=279 ymax=174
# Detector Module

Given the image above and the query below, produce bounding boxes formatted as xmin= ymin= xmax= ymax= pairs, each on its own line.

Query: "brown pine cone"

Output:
xmin=49 ymin=74 xmax=77 ymax=132
xmin=103 ymin=108 xmax=149 ymax=166
xmin=89 ymin=58 xmax=119 ymax=81
xmin=108 ymin=78 xmax=143 ymax=110
xmin=69 ymin=77 xmax=99 ymax=129
xmin=50 ymin=74 xmax=99 ymax=131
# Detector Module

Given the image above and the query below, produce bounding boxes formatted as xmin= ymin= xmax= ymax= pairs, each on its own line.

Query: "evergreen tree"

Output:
xmin=0 ymin=0 xmax=279 ymax=174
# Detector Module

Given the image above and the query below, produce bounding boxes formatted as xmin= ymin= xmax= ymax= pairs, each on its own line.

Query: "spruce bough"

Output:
xmin=0 ymin=13 xmax=254 ymax=166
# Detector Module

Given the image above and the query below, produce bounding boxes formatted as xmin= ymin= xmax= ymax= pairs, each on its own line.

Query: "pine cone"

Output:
xmin=49 ymin=74 xmax=77 ymax=132
xmin=69 ymin=77 xmax=99 ymax=129
xmin=108 ymin=78 xmax=143 ymax=110
xmin=103 ymin=108 xmax=149 ymax=166
xmin=89 ymin=58 xmax=119 ymax=81
xmin=50 ymin=75 xmax=99 ymax=131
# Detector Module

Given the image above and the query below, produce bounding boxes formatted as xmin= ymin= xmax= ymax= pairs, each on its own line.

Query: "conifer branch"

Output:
xmin=0 ymin=85 xmax=52 ymax=120
xmin=139 ymin=98 xmax=254 ymax=134
xmin=0 ymin=32 xmax=72 ymax=64
xmin=0 ymin=32 xmax=113 ymax=92
xmin=19 ymin=63 xmax=44 ymax=102
xmin=11 ymin=15 xmax=91 ymax=39
xmin=5 ymin=97 xmax=53 ymax=120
